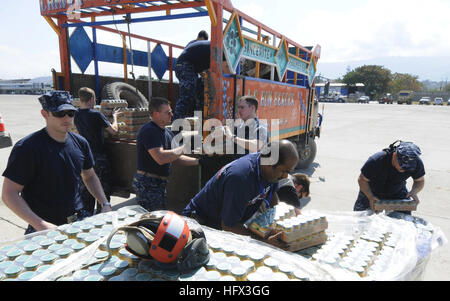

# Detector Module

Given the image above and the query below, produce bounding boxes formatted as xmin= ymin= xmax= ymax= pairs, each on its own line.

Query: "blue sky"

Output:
xmin=1 ymin=0 xmax=449 ymax=81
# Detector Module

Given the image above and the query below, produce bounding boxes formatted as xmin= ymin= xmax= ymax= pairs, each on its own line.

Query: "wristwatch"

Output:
xmin=102 ymin=201 xmax=112 ymax=207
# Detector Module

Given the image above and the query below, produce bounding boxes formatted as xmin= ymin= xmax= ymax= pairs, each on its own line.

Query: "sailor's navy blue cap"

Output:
xmin=397 ymin=141 xmax=421 ymax=171
xmin=38 ymin=91 xmax=77 ymax=112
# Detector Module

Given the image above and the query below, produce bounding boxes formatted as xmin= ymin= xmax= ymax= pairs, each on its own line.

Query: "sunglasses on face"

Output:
xmin=51 ymin=110 xmax=75 ymax=118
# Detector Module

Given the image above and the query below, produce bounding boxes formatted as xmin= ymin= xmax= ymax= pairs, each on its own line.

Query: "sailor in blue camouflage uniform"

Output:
xmin=353 ymin=141 xmax=425 ymax=214
xmin=2 ymin=91 xmax=111 ymax=234
xmin=173 ymin=39 xmax=211 ymax=121
xmin=133 ymin=97 xmax=200 ymax=211
xmin=74 ymin=87 xmax=122 ymax=216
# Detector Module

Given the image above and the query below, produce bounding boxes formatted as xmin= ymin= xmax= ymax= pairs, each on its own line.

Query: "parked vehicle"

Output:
xmin=433 ymin=97 xmax=444 ymax=105
xmin=378 ymin=93 xmax=393 ymax=104
xmin=419 ymin=97 xmax=431 ymax=105
xmin=358 ymin=96 xmax=370 ymax=103
xmin=319 ymin=94 xmax=346 ymax=103
xmin=397 ymin=90 xmax=414 ymax=105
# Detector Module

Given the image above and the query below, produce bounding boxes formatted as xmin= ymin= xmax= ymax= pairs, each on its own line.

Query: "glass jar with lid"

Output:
xmin=80 ymin=223 xmax=94 ymax=233
xmin=64 ymin=227 xmax=81 ymax=239
xmin=246 ymin=272 xmax=264 ymax=281
xmin=23 ymin=259 xmax=41 ymax=271
xmin=226 ymin=256 xmax=241 ymax=268
xmin=230 ymin=266 xmax=247 ymax=281
xmin=205 ymin=258 xmax=218 ymax=271
xmin=6 ymin=248 xmax=24 ymax=261
xmin=207 ymin=241 xmax=222 ymax=253
xmin=222 ymin=244 xmax=236 ymax=256
xmin=278 ymin=263 xmax=295 ymax=279
xmin=85 ymin=274 xmax=105 ymax=281
xmin=120 ymin=267 xmax=139 ymax=280
xmin=40 ymin=253 xmax=58 ymax=265
xmin=240 ymin=260 xmax=255 ymax=273
xmin=83 ymin=235 xmax=100 ymax=246
xmin=62 ymin=238 xmax=78 ymax=248
xmin=35 ymin=264 xmax=51 ymax=275
xmin=0 ymin=261 xmax=14 ymax=274
xmin=76 ymin=232 xmax=89 ymax=242
xmin=203 ymin=270 xmax=221 ymax=281
xmin=23 ymin=243 xmax=40 ymax=255
xmin=293 ymin=269 xmax=310 ymax=281
xmin=17 ymin=271 xmax=36 ymax=281
xmin=135 ymin=273 xmax=152 ymax=281
xmin=30 ymin=235 xmax=47 ymax=244
xmin=273 ymin=272 xmax=289 ymax=281
xmin=48 ymin=244 xmax=63 ymax=253
xmin=256 ymin=266 xmax=273 ymax=279
xmin=248 ymin=252 xmax=265 ymax=267
xmin=4 ymin=264 xmax=23 ymax=279
xmin=71 ymin=242 xmax=86 ymax=253
xmin=216 ymin=262 xmax=232 ymax=276
xmin=211 ymin=251 xmax=227 ymax=262
xmin=73 ymin=269 xmax=90 ymax=281
xmin=99 ymin=266 xmax=118 ymax=279
xmin=235 ymin=248 xmax=249 ymax=261
xmin=263 ymin=257 xmax=279 ymax=272
xmin=54 ymin=234 xmax=68 ymax=244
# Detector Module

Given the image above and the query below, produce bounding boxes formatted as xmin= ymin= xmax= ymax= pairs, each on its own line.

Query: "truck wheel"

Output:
xmin=102 ymin=82 xmax=148 ymax=108
xmin=295 ymin=139 xmax=317 ymax=169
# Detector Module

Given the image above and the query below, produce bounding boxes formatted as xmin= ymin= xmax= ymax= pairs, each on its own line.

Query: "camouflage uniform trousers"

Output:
xmin=173 ymin=62 xmax=198 ymax=121
xmin=132 ymin=173 xmax=168 ymax=212
xmin=79 ymin=152 xmax=112 ymax=217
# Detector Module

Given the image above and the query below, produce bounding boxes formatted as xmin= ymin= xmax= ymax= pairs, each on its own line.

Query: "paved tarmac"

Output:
xmin=0 ymin=95 xmax=449 ymax=280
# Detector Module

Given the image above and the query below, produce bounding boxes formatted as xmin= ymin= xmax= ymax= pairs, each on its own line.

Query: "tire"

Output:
xmin=101 ymin=82 xmax=148 ymax=108
xmin=295 ymin=139 xmax=317 ymax=169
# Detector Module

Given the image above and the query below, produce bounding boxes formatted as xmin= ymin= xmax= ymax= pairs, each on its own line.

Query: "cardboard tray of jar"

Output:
xmin=373 ymin=199 xmax=418 ymax=212
xmin=284 ymin=231 xmax=328 ymax=252
xmin=280 ymin=218 xmax=328 ymax=243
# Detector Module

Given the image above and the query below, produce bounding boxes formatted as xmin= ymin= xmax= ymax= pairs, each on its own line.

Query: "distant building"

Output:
xmin=0 ymin=79 xmax=52 ymax=95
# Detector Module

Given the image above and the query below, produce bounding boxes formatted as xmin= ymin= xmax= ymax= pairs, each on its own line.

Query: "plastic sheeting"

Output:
xmin=0 ymin=206 xmax=446 ymax=281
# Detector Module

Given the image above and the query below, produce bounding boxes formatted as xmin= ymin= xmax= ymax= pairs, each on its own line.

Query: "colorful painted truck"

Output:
xmin=40 ymin=0 xmax=322 ymax=210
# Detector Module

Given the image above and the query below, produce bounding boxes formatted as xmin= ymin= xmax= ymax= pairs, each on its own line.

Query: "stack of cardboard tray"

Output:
xmin=249 ymin=202 xmax=328 ymax=252
xmin=373 ymin=199 xmax=418 ymax=212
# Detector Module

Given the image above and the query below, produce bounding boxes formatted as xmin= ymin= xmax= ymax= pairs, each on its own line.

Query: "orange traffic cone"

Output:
xmin=0 ymin=114 xmax=13 ymax=148
xmin=0 ymin=115 xmax=5 ymax=133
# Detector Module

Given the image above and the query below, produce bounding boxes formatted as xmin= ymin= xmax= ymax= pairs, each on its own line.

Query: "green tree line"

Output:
xmin=341 ymin=65 xmax=424 ymax=98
